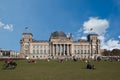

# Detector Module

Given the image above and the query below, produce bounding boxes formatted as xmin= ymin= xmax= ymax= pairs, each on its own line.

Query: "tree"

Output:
xmin=111 ymin=49 xmax=120 ymax=56
xmin=102 ymin=49 xmax=120 ymax=56
xmin=102 ymin=50 xmax=111 ymax=56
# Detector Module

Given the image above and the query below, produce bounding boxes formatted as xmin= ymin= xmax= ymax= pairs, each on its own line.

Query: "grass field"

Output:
xmin=0 ymin=60 xmax=120 ymax=80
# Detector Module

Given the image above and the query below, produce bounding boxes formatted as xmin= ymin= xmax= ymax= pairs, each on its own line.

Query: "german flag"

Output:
xmin=90 ymin=28 xmax=93 ymax=31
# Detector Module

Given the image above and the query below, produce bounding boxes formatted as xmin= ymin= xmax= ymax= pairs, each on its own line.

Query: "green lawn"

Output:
xmin=0 ymin=60 xmax=120 ymax=80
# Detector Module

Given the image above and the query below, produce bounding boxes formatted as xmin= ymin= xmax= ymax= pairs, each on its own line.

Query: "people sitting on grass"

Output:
xmin=47 ymin=58 xmax=51 ymax=62
xmin=73 ymin=56 xmax=78 ymax=62
xmin=86 ymin=62 xmax=96 ymax=70
xmin=6 ymin=58 xmax=12 ymax=66
xmin=58 ymin=58 xmax=64 ymax=63
xmin=73 ymin=58 xmax=78 ymax=62
xmin=28 ymin=59 xmax=36 ymax=63
xmin=3 ymin=58 xmax=17 ymax=70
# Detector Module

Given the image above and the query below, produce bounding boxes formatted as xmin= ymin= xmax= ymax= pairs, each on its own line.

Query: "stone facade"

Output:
xmin=0 ymin=48 xmax=19 ymax=59
xmin=20 ymin=31 xmax=101 ymax=59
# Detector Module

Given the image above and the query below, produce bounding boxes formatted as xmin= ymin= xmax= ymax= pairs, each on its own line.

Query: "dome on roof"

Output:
xmin=51 ymin=31 xmax=67 ymax=38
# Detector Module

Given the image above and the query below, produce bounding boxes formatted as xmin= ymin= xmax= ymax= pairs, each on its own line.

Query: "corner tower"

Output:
xmin=87 ymin=34 xmax=101 ymax=58
xmin=20 ymin=33 xmax=33 ymax=58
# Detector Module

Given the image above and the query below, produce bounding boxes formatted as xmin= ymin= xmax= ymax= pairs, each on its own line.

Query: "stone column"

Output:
xmin=49 ymin=44 xmax=51 ymax=56
xmin=67 ymin=44 xmax=69 ymax=56
xmin=53 ymin=44 xmax=55 ymax=56
xmin=63 ymin=44 xmax=65 ymax=56
xmin=59 ymin=44 xmax=61 ymax=56
xmin=54 ymin=44 xmax=56 ymax=56
xmin=90 ymin=44 xmax=92 ymax=57
xmin=61 ymin=44 xmax=63 ymax=56
xmin=58 ymin=44 xmax=60 ymax=56
xmin=60 ymin=44 xmax=62 ymax=56
xmin=50 ymin=43 xmax=53 ymax=56
xmin=65 ymin=44 xmax=67 ymax=56
xmin=56 ymin=44 xmax=58 ymax=56
xmin=69 ymin=44 xmax=72 ymax=55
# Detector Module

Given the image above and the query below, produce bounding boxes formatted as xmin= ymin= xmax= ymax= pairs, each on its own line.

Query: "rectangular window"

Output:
xmin=81 ymin=50 xmax=83 ymax=54
xmin=79 ymin=50 xmax=81 ymax=54
xmin=74 ymin=46 xmax=76 ymax=49
xmin=79 ymin=46 xmax=81 ymax=49
xmin=33 ymin=50 xmax=35 ymax=54
xmin=35 ymin=46 xmax=37 ymax=48
xmin=78 ymin=50 xmax=80 ymax=54
xmin=76 ymin=50 xmax=78 ymax=53
xmin=41 ymin=45 xmax=43 ymax=48
xmin=78 ymin=46 xmax=80 ymax=49
xmin=76 ymin=46 xmax=78 ymax=49
xmin=40 ymin=50 xmax=42 ymax=54
xmin=81 ymin=46 xmax=83 ymax=49
xmin=44 ymin=45 xmax=46 ymax=49
xmin=44 ymin=50 xmax=46 ymax=54
xmin=86 ymin=50 xmax=88 ymax=54
xmin=36 ymin=50 xmax=39 ymax=54
xmin=94 ymin=50 xmax=96 ymax=54
xmin=88 ymin=50 xmax=90 ymax=54
xmin=37 ymin=45 xmax=39 ymax=48
xmin=48 ymin=46 xmax=50 ymax=49
xmin=33 ymin=45 xmax=35 ymax=48
xmin=84 ymin=50 xmax=86 ymax=54
xmin=84 ymin=45 xmax=86 ymax=49
xmin=74 ymin=50 xmax=76 ymax=54
xmin=48 ymin=50 xmax=50 ymax=54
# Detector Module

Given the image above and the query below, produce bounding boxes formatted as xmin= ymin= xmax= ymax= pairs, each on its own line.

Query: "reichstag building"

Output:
xmin=20 ymin=31 xmax=101 ymax=59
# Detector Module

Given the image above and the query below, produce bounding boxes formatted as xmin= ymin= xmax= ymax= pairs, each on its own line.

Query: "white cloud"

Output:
xmin=101 ymin=39 xmax=120 ymax=50
xmin=78 ymin=17 xmax=120 ymax=50
xmin=118 ymin=36 xmax=120 ymax=39
xmin=3 ymin=24 xmax=13 ymax=31
xmin=0 ymin=22 xmax=4 ymax=27
xmin=98 ymin=35 xmax=105 ymax=47
xmin=82 ymin=17 xmax=110 ymax=49
xmin=78 ymin=28 xmax=83 ymax=33
xmin=0 ymin=21 xmax=13 ymax=31
xmin=80 ymin=36 xmax=87 ymax=40
xmin=83 ymin=17 xmax=109 ymax=35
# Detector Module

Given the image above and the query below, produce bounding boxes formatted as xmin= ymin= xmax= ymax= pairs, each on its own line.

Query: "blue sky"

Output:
xmin=0 ymin=0 xmax=120 ymax=51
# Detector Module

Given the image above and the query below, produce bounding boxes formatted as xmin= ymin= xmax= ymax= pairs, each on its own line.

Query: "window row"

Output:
xmin=32 ymin=50 xmax=50 ymax=54
xmin=32 ymin=45 xmax=50 ymax=49
xmin=74 ymin=50 xmax=97 ymax=54
xmin=74 ymin=45 xmax=90 ymax=49
xmin=74 ymin=50 xmax=90 ymax=54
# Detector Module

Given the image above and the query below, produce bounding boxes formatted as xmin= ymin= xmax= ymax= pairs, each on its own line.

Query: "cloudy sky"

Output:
xmin=0 ymin=0 xmax=120 ymax=51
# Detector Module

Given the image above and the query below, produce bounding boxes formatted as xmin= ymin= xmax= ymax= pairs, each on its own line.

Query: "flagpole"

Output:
xmin=89 ymin=28 xmax=93 ymax=34
xmin=25 ymin=27 xmax=29 ymax=33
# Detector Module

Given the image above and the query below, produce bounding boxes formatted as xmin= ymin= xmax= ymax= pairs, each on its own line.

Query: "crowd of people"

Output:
xmin=1 ymin=57 xmax=97 ymax=70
